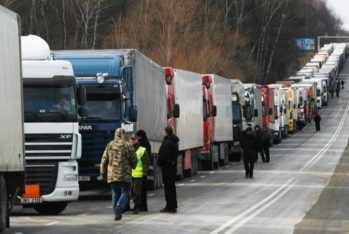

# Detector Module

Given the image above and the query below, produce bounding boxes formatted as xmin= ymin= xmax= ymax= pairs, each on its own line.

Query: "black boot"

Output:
xmin=133 ymin=204 xmax=139 ymax=214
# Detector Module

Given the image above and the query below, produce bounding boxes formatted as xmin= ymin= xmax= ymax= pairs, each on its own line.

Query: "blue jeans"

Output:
xmin=111 ymin=182 xmax=131 ymax=216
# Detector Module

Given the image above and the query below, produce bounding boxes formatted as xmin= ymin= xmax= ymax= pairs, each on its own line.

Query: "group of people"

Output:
xmin=330 ymin=79 xmax=344 ymax=98
xmin=240 ymin=125 xmax=272 ymax=179
xmin=241 ymin=113 xmax=324 ymax=178
xmin=100 ymin=127 xmax=179 ymax=221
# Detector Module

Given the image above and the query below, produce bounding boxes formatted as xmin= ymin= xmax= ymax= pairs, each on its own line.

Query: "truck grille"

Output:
xmin=78 ymin=130 xmax=114 ymax=174
xmin=25 ymin=134 xmax=73 ymax=159
xmin=25 ymin=134 xmax=72 ymax=195
xmin=25 ymin=160 xmax=59 ymax=196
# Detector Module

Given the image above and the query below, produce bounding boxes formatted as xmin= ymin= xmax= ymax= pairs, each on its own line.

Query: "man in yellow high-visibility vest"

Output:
xmin=129 ymin=134 xmax=150 ymax=214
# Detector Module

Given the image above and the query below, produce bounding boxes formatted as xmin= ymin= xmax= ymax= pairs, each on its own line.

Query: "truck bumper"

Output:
xmin=41 ymin=187 xmax=79 ymax=202
xmin=200 ymin=151 xmax=210 ymax=161
xmin=231 ymin=142 xmax=241 ymax=153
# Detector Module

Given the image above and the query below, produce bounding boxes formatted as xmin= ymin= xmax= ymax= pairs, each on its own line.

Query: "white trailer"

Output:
xmin=212 ymin=75 xmax=233 ymax=166
xmin=123 ymin=50 xmax=168 ymax=188
xmin=171 ymin=69 xmax=203 ymax=177
xmin=267 ymin=84 xmax=288 ymax=143
xmin=0 ymin=6 xmax=25 ymax=232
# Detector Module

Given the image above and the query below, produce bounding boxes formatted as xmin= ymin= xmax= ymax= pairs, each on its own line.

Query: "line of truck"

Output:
xmin=1 ymin=4 xmax=348 ymax=232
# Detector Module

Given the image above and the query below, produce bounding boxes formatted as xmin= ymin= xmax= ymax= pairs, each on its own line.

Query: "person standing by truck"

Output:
xmin=100 ymin=128 xmax=138 ymax=221
xmin=254 ymin=125 xmax=265 ymax=163
xmin=261 ymin=126 xmax=272 ymax=163
xmin=128 ymin=134 xmax=150 ymax=214
xmin=341 ymin=79 xmax=344 ymax=89
xmin=314 ymin=113 xmax=322 ymax=132
xmin=157 ymin=127 xmax=180 ymax=213
xmin=240 ymin=127 xmax=257 ymax=179
xmin=136 ymin=130 xmax=151 ymax=212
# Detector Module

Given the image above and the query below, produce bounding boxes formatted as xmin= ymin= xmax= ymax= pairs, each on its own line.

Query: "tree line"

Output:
xmin=1 ymin=0 xmax=347 ymax=84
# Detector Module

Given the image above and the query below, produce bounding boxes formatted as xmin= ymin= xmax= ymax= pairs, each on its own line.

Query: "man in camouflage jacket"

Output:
xmin=100 ymin=128 xmax=138 ymax=221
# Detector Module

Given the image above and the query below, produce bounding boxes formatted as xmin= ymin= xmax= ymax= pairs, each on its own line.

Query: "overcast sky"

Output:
xmin=326 ymin=0 xmax=349 ymax=31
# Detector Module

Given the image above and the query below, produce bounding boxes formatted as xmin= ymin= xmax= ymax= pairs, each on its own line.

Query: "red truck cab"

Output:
xmin=199 ymin=75 xmax=217 ymax=170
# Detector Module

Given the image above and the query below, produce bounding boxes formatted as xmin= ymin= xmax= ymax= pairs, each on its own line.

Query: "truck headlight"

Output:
xmin=63 ymin=174 xmax=78 ymax=182
xmin=97 ymin=75 xmax=105 ymax=84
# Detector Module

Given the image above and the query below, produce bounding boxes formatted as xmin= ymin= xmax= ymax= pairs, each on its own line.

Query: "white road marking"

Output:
xmin=78 ymin=213 xmax=88 ymax=216
xmin=210 ymin=172 xmax=215 ymax=174
xmin=177 ymin=184 xmax=184 ymax=187
xmin=190 ymin=179 xmax=195 ymax=182
xmin=200 ymin=176 xmax=205 ymax=178
xmin=148 ymin=193 xmax=155 ymax=197
xmin=45 ymin=221 xmax=60 ymax=226
xmin=210 ymin=179 xmax=295 ymax=234
xmin=106 ymin=206 xmax=112 ymax=209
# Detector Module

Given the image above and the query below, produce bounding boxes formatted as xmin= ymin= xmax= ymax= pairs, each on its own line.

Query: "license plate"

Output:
xmin=21 ymin=197 xmax=42 ymax=204
xmin=78 ymin=176 xmax=90 ymax=181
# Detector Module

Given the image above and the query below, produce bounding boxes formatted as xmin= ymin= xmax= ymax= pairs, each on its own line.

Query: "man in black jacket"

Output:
xmin=240 ymin=127 xmax=258 ymax=179
xmin=157 ymin=127 xmax=179 ymax=213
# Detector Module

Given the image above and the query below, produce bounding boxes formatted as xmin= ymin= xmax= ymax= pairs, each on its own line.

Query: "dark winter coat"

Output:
xmin=157 ymin=134 xmax=179 ymax=168
xmin=254 ymin=126 xmax=263 ymax=147
xmin=261 ymin=130 xmax=272 ymax=147
xmin=136 ymin=130 xmax=152 ymax=157
xmin=240 ymin=132 xmax=258 ymax=160
xmin=314 ymin=114 xmax=321 ymax=123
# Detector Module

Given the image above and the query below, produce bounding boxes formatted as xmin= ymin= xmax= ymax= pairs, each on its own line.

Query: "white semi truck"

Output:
xmin=20 ymin=35 xmax=88 ymax=214
xmin=0 ymin=5 xmax=25 ymax=232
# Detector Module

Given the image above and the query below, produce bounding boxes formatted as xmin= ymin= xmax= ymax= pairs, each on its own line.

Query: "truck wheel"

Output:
xmin=202 ymin=145 xmax=214 ymax=170
xmin=33 ymin=202 xmax=68 ymax=215
xmin=0 ymin=176 xmax=8 ymax=233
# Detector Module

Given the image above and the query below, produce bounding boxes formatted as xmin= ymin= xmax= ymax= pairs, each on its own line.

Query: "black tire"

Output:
xmin=202 ymin=145 xmax=214 ymax=170
xmin=0 ymin=176 xmax=8 ymax=233
xmin=33 ymin=202 xmax=68 ymax=215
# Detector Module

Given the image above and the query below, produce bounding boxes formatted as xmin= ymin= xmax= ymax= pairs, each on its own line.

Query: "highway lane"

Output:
xmin=8 ymin=67 xmax=349 ymax=234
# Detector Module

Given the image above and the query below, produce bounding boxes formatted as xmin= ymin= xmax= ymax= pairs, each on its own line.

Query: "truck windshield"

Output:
xmin=232 ymin=104 xmax=241 ymax=123
xmin=23 ymin=85 xmax=77 ymax=123
xmin=317 ymin=89 xmax=321 ymax=96
xmin=84 ymin=94 xmax=121 ymax=122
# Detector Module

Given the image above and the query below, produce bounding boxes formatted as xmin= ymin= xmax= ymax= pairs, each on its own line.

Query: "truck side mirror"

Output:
xmin=173 ymin=103 xmax=180 ymax=118
xmin=77 ymin=86 xmax=86 ymax=105
xmin=268 ymin=108 xmax=273 ymax=115
xmin=78 ymin=107 xmax=89 ymax=117
xmin=128 ymin=106 xmax=138 ymax=122
xmin=284 ymin=109 xmax=287 ymax=114
xmin=211 ymin=105 xmax=217 ymax=117
xmin=254 ymin=109 xmax=258 ymax=117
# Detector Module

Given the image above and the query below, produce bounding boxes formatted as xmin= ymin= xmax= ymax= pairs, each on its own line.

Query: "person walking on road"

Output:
xmin=336 ymin=82 xmax=340 ymax=97
xmin=254 ymin=125 xmax=265 ymax=163
xmin=341 ymin=79 xmax=344 ymax=89
xmin=100 ymin=128 xmax=138 ymax=221
xmin=136 ymin=130 xmax=151 ymax=212
xmin=128 ymin=134 xmax=150 ymax=214
xmin=314 ymin=113 xmax=322 ymax=132
xmin=157 ymin=127 xmax=180 ymax=213
xmin=240 ymin=126 xmax=257 ymax=179
xmin=261 ymin=126 xmax=272 ymax=163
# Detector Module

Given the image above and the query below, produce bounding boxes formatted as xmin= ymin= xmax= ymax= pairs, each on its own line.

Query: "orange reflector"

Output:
xmin=23 ymin=184 xmax=40 ymax=198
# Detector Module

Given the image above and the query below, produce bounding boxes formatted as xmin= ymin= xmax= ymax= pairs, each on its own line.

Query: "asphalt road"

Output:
xmin=7 ymin=62 xmax=349 ymax=234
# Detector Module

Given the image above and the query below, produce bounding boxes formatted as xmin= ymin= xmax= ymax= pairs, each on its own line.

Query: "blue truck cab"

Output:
xmin=53 ymin=52 xmax=137 ymax=190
